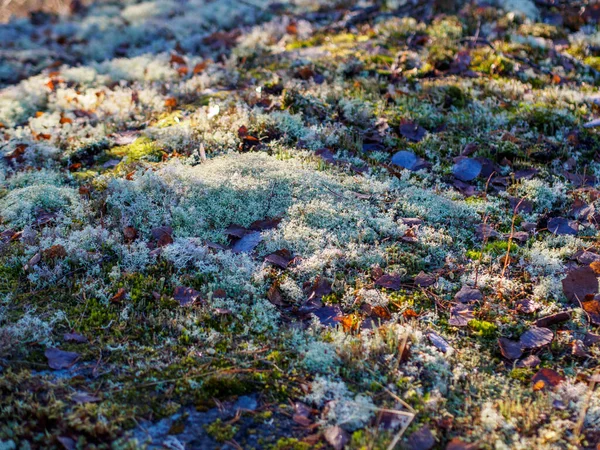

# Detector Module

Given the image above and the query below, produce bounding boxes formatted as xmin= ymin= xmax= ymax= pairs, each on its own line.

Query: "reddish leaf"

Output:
xmin=267 ymin=283 xmax=284 ymax=306
xmin=515 ymin=298 xmax=541 ymax=314
xmin=306 ymin=276 xmax=332 ymax=302
xmin=445 ymin=438 xmax=478 ymax=450
xmin=123 ymin=226 xmax=137 ymax=243
xmin=534 ymin=311 xmax=571 ymax=327
xmin=375 ymin=274 xmax=402 ymax=290
xmin=582 ymin=297 xmax=600 ymax=325
xmin=249 ymin=217 xmax=282 ymax=231
xmin=414 ymin=271 xmax=436 ymax=287
xmin=110 ymin=287 xmax=126 ymax=303
xmin=562 ymin=266 xmax=599 ymax=304
xmin=164 ymin=97 xmax=177 ymax=108
xmin=45 ymin=348 xmax=79 ymax=370
xmin=498 ymin=337 xmax=522 ymax=360
xmin=264 ymin=249 xmax=294 ymax=268
xmin=532 ymin=368 xmax=565 ymax=391
xmin=173 ymin=286 xmax=201 ymax=306
xmin=151 ymin=226 xmax=173 ymax=247
xmin=71 ymin=392 xmax=100 ymax=403
xmin=519 ymin=327 xmax=554 ymax=349
xmin=44 ymin=244 xmax=66 ymax=259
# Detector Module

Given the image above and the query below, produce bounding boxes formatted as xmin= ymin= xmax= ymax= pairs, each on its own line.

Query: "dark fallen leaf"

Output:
xmin=515 ymin=298 xmax=541 ymax=314
xmin=519 ymin=327 xmax=553 ymax=349
xmin=475 ymin=224 xmax=500 ymax=240
xmin=306 ymin=276 xmax=332 ymax=302
xmin=315 ymin=148 xmax=336 ymax=164
xmin=576 ymin=251 xmax=600 ymax=265
xmin=110 ymin=287 xmax=126 ymax=303
xmin=532 ymin=368 xmax=565 ymax=391
xmin=414 ymin=271 xmax=436 ymax=287
xmin=292 ymin=414 xmax=312 ymax=427
xmin=151 ymin=226 xmax=173 ymax=247
xmin=509 ymin=197 xmax=533 ymax=214
xmin=71 ymin=392 xmax=100 ymax=403
xmin=375 ymin=274 xmax=402 ymax=290
xmin=406 ymin=425 xmax=435 ymax=450
xmin=401 ymin=228 xmax=418 ymax=243
xmin=44 ymin=244 xmax=67 ymax=259
xmin=267 ymin=283 xmax=284 ymax=306
xmin=449 ymin=304 xmax=474 ymax=327
xmin=45 ymin=348 xmax=79 ymax=370
xmin=498 ymin=337 xmax=522 ymax=360
xmin=390 ymin=151 xmax=428 ymax=171
xmin=226 ymin=224 xmax=248 ymax=238
xmin=324 ymin=426 xmax=349 ymax=450
xmin=232 ymin=231 xmax=262 ymax=253
xmin=572 ymin=340 xmax=588 ymax=357
xmin=562 ymin=266 xmax=599 ymax=304
xmin=445 ymin=438 xmax=478 ymax=450
xmin=583 ymin=332 xmax=600 ymax=347
xmin=547 ymin=217 xmax=578 ymax=235
xmin=264 ymin=249 xmax=294 ymax=268
xmin=452 ymin=158 xmax=482 ymax=182
xmin=250 ymin=217 xmax=282 ymax=231
xmin=399 ymin=122 xmax=426 ymax=142
xmin=64 ymin=332 xmax=87 ymax=343
xmin=312 ymin=305 xmax=342 ymax=327
xmin=399 ymin=218 xmax=423 ymax=227
xmin=582 ymin=296 xmax=600 ymax=325
xmin=453 ymin=179 xmax=478 ymax=197
xmin=173 ymin=286 xmax=201 ymax=306
xmin=428 ymin=332 xmax=451 ymax=353
xmin=57 ymin=436 xmax=76 ymax=450
xmin=534 ymin=311 xmax=571 ymax=327
xmin=454 ymin=286 xmax=482 ymax=303
xmin=516 ymin=355 xmax=541 ymax=369
xmin=123 ymin=226 xmax=137 ymax=243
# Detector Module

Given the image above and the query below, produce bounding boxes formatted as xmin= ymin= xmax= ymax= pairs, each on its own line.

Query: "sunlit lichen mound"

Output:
xmin=1 ymin=0 xmax=600 ymax=449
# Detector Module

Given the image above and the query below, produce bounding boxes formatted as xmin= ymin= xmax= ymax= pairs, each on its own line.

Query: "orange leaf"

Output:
xmin=177 ymin=66 xmax=189 ymax=76
xmin=59 ymin=116 xmax=73 ymax=124
xmin=164 ymin=97 xmax=177 ymax=108
xmin=193 ymin=60 xmax=209 ymax=74
xmin=170 ymin=54 xmax=186 ymax=65
xmin=46 ymin=80 xmax=55 ymax=91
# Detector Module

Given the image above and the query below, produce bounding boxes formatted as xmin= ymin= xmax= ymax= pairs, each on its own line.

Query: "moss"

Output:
xmin=204 ymin=418 xmax=238 ymax=443
xmin=269 ymin=437 xmax=314 ymax=450
xmin=469 ymin=319 xmax=498 ymax=338
xmin=107 ymin=137 xmax=163 ymax=164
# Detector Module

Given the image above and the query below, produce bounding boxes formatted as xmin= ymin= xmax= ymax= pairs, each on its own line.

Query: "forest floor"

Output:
xmin=1 ymin=1 xmax=600 ymax=449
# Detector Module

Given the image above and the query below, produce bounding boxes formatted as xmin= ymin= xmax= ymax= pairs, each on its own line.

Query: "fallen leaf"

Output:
xmin=547 ymin=217 xmax=578 ymax=235
xmin=519 ymin=327 xmax=554 ymax=349
xmin=516 ymin=355 xmax=541 ymax=369
xmin=454 ymin=286 xmax=482 ymax=303
xmin=406 ymin=425 xmax=435 ymax=450
xmin=123 ymin=226 xmax=137 ymax=243
xmin=110 ymin=287 xmax=126 ymax=303
xmin=306 ymin=276 xmax=332 ymax=302
xmin=43 ymin=244 xmax=66 ymax=259
xmin=390 ymin=150 xmax=428 ymax=171
xmin=445 ymin=438 xmax=478 ymax=450
xmin=375 ymin=274 xmax=402 ymax=290
xmin=532 ymin=368 xmax=565 ymax=391
xmin=164 ymin=97 xmax=177 ymax=108
xmin=71 ymin=392 xmax=100 ymax=403
xmin=449 ymin=304 xmax=474 ymax=327
xmin=582 ymin=296 xmax=600 ymax=325
xmin=498 ymin=337 xmax=523 ymax=360
xmin=267 ymin=283 xmax=284 ymax=306
xmin=232 ymin=231 xmax=262 ymax=253
xmin=399 ymin=122 xmax=426 ymax=142
xmin=475 ymin=224 xmax=501 ymax=240
xmin=515 ymin=298 xmax=542 ymax=314
xmin=64 ymin=332 xmax=87 ymax=343
xmin=534 ymin=311 xmax=571 ymax=327
xmin=45 ymin=348 xmax=79 ymax=370
xmin=151 ymin=226 xmax=173 ymax=247
xmin=173 ymin=286 xmax=201 ymax=306
xmin=250 ymin=217 xmax=282 ymax=231
xmin=57 ymin=436 xmax=76 ymax=450
xmin=428 ymin=331 xmax=451 ymax=353
xmin=562 ymin=266 xmax=599 ymax=303
xmin=452 ymin=158 xmax=482 ymax=182
xmin=323 ymin=426 xmax=349 ymax=450
xmin=414 ymin=271 xmax=436 ymax=287
xmin=312 ymin=305 xmax=343 ymax=327
xmin=264 ymin=249 xmax=294 ymax=268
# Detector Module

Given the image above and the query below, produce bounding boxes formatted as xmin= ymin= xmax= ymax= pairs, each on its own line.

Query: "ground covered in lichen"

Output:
xmin=1 ymin=1 xmax=600 ymax=449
